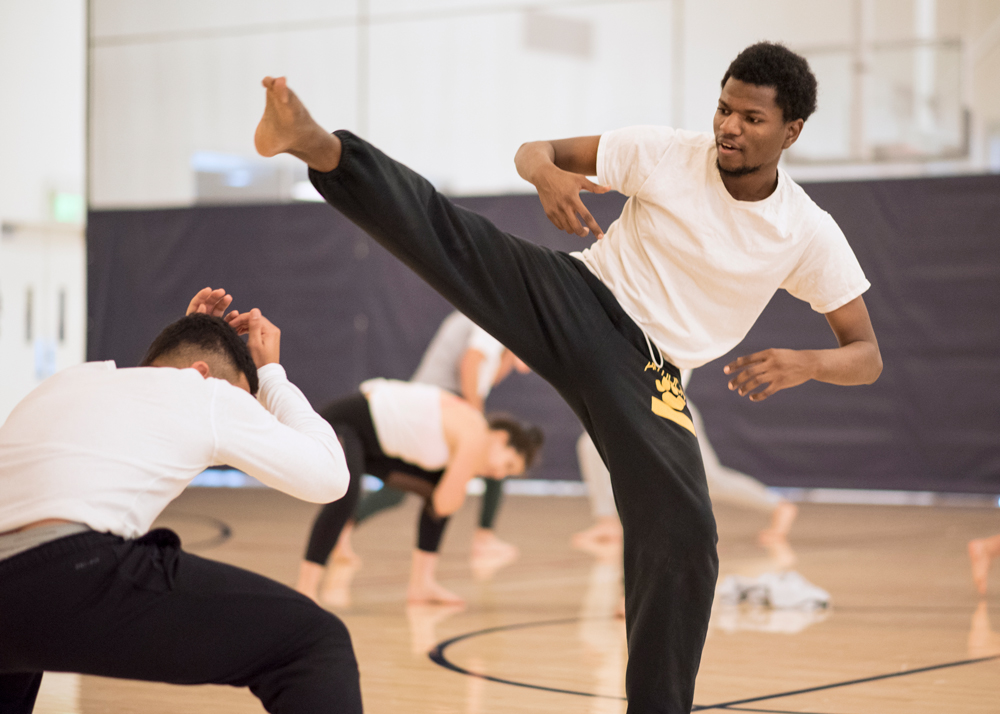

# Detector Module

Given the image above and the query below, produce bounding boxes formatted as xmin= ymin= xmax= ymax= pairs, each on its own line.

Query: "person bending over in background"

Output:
xmin=0 ymin=288 xmax=360 ymax=714
xmin=255 ymin=41 xmax=881 ymax=713
xmin=297 ymin=378 xmax=542 ymax=606
xmin=331 ymin=310 xmax=530 ymax=572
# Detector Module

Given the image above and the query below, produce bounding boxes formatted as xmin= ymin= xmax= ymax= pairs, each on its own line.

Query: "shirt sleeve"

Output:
xmin=210 ymin=364 xmax=350 ymax=503
xmin=781 ymin=213 xmax=871 ymax=313
xmin=597 ymin=125 xmax=677 ymax=197
xmin=467 ymin=326 xmax=505 ymax=398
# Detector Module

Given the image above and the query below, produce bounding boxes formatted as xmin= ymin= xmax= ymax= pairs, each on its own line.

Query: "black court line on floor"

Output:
xmin=428 ymin=615 xmax=1000 ymax=711
xmin=158 ymin=512 xmax=232 ymax=550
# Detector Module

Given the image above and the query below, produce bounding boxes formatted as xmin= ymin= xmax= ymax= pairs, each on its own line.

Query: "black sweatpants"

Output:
xmin=0 ymin=529 xmax=362 ymax=714
xmin=310 ymin=131 xmax=719 ymax=714
xmin=305 ymin=393 xmax=448 ymax=564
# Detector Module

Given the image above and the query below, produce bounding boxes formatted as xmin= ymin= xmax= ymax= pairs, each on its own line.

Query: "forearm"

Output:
xmin=515 ymin=141 xmax=557 ymax=185
xmin=806 ymin=340 xmax=883 ymax=386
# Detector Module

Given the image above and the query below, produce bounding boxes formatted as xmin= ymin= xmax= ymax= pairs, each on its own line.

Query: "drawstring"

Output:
xmin=644 ymin=331 xmax=664 ymax=370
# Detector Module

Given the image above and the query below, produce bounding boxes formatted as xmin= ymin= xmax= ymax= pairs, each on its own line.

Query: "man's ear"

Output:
xmin=190 ymin=361 xmax=212 ymax=379
xmin=782 ymin=118 xmax=804 ymax=149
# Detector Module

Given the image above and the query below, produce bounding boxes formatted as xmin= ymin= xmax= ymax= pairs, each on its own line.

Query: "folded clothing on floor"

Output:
xmin=716 ymin=570 xmax=831 ymax=610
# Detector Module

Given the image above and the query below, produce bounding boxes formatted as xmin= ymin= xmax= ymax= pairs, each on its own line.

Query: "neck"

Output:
xmin=719 ymin=163 xmax=780 ymax=202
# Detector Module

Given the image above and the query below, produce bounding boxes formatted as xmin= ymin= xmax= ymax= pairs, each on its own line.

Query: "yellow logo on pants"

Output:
xmin=645 ymin=363 xmax=696 ymax=435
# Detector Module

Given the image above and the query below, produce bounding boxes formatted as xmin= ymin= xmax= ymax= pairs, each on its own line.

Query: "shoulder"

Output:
xmin=776 ymin=170 xmax=839 ymax=232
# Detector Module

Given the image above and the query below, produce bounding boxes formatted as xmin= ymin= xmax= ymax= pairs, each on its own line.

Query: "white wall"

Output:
xmin=88 ymin=0 xmax=1000 ymax=208
xmin=0 ymin=0 xmax=87 ymax=423
xmin=0 ymin=0 xmax=85 ymax=223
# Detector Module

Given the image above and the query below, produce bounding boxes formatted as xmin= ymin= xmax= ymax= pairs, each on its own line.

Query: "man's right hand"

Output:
xmin=514 ymin=137 xmax=609 ymax=239
xmin=227 ymin=308 xmax=281 ymax=368
xmin=534 ymin=165 xmax=610 ymax=239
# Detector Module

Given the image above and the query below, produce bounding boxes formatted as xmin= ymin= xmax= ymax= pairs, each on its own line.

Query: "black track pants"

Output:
xmin=0 ymin=530 xmax=362 ymax=714
xmin=309 ymin=131 xmax=719 ymax=713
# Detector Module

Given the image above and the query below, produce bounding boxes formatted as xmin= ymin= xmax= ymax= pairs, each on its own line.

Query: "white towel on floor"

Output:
xmin=716 ymin=571 xmax=831 ymax=610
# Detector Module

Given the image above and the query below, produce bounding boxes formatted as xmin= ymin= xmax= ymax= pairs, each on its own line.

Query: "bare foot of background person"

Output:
xmin=296 ymin=560 xmax=325 ymax=603
xmin=331 ymin=522 xmax=362 ymax=567
xmin=320 ymin=560 xmax=361 ymax=609
xmin=255 ymin=76 xmax=341 ymax=172
xmin=406 ymin=602 xmax=465 ymax=655
xmin=470 ymin=529 xmax=519 ymax=580
xmin=572 ymin=516 xmax=623 ymax=552
xmin=758 ymin=501 xmax=798 ymax=545
xmin=969 ymin=535 xmax=1000 ymax=596
xmin=408 ymin=550 xmax=465 ymax=605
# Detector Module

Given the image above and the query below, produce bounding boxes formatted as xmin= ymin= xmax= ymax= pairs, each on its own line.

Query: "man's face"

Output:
xmin=713 ymin=78 xmax=802 ymax=177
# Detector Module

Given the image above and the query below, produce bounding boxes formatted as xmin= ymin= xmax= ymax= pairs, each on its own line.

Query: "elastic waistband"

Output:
xmin=564 ymin=253 xmax=681 ymax=380
xmin=0 ymin=530 xmax=122 ymax=575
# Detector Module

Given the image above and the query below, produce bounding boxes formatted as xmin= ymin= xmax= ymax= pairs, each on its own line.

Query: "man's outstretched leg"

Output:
xmin=255 ymin=78 xmax=718 ymax=712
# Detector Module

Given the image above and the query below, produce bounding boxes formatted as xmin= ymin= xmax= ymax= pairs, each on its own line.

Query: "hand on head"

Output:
xmin=186 ymin=287 xmax=233 ymax=317
xmin=184 ymin=288 xmax=281 ymax=369
xmin=226 ymin=309 xmax=281 ymax=368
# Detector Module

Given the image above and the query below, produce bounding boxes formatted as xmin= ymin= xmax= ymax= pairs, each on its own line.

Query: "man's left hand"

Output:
xmin=724 ymin=348 xmax=814 ymax=402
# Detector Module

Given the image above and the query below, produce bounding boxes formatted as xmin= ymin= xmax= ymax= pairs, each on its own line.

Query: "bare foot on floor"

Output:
xmin=319 ymin=560 xmax=361 ymax=609
xmin=406 ymin=602 xmax=466 ymax=654
xmin=471 ymin=531 xmax=519 ymax=580
xmin=572 ymin=517 xmax=623 ymax=554
xmin=758 ymin=501 xmax=798 ymax=545
xmin=255 ymin=76 xmax=341 ymax=171
xmin=408 ymin=579 xmax=466 ymax=606
xmin=969 ymin=539 xmax=993 ymax=596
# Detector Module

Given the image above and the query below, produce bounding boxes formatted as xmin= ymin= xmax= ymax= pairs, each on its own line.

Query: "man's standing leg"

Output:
xmin=0 ymin=673 xmax=42 ymax=714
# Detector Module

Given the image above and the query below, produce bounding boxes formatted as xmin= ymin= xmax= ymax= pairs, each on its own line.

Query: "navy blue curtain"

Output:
xmin=88 ymin=174 xmax=1000 ymax=491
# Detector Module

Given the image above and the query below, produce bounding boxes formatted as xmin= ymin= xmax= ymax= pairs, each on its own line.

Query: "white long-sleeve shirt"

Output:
xmin=0 ymin=361 xmax=349 ymax=538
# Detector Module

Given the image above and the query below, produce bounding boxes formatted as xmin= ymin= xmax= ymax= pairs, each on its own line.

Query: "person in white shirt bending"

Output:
xmin=330 ymin=310 xmax=531 ymax=572
xmin=0 ymin=289 xmax=359 ymax=714
xmin=296 ymin=378 xmax=543 ymax=606
xmin=254 ymin=41 xmax=882 ymax=713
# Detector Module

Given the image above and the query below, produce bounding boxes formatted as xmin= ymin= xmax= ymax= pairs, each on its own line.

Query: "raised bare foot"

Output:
xmin=969 ymin=539 xmax=992 ymax=596
xmin=407 ymin=579 xmax=466 ymax=605
xmin=758 ymin=501 xmax=798 ymax=545
xmin=255 ymin=76 xmax=341 ymax=171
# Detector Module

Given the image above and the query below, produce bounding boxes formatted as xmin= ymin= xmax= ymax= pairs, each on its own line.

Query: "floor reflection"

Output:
xmin=968 ymin=601 xmax=1000 ymax=658
xmin=576 ymin=540 xmax=627 ymax=714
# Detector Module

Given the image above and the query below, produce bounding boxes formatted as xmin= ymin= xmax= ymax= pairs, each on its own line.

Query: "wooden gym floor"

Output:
xmin=33 ymin=487 xmax=1000 ymax=713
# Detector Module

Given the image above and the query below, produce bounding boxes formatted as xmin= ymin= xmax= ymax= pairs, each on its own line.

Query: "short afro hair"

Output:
xmin=722 ymin=42 xmax=818 ymax=123
xmin=141 ymin=313 xmax=259 ymax=395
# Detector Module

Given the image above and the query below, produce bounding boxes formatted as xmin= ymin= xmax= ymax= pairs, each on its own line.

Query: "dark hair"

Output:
xmin=141 ymin=313 xmax=259 ymax=395
xmin=721 ymin=42 xmax=817 ymax=122
xmin=487 ymin=413 xmax=544 ymax=469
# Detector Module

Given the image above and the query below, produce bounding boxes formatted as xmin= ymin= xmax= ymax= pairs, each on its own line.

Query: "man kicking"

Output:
xmin=0 ymin=289 xmax=361 ymax=714
xmin=255 ymin=41 xmax=882 ymax=713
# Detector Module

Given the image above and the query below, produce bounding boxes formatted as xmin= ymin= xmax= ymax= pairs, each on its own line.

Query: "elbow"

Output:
xmin=862 ymin=349 xmax=883 ymax=385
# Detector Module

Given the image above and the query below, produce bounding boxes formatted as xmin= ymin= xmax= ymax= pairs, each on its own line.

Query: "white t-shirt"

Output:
xmin=572 ymin=126 xmax=870 ymax=369
xmin=410 ymin=311 xmax=506 ymax=399
xmin=0 ymin=362 xmax=349 ymax=538
xmin=360 ymin=378 xmax=450 ymax=471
